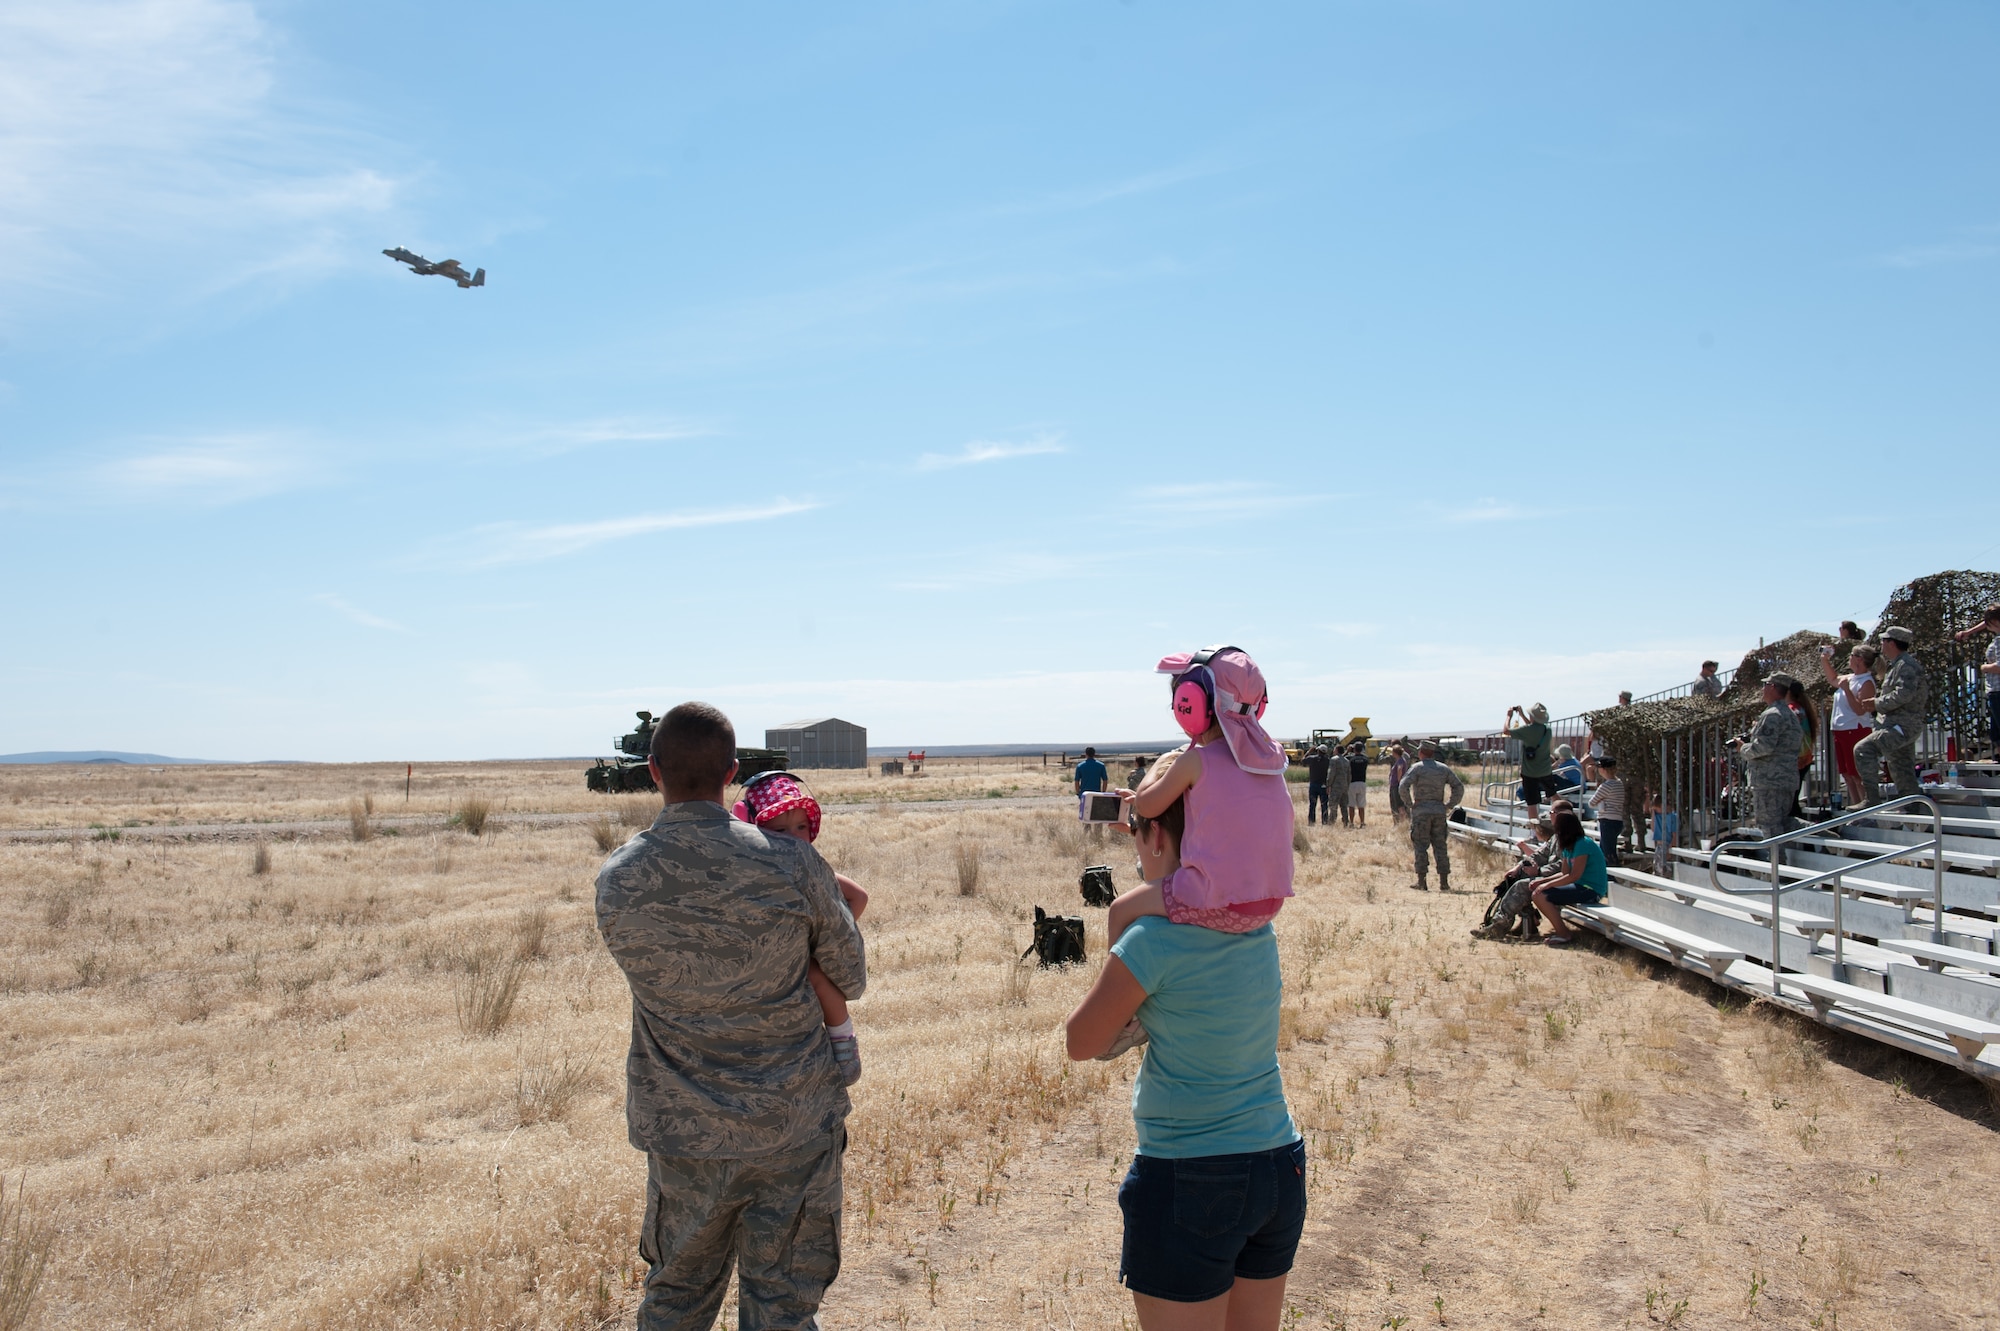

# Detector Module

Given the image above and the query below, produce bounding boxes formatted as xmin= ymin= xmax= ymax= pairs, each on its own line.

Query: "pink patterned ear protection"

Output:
xmin=1170 ymin=645 xmax=1266 ymax=738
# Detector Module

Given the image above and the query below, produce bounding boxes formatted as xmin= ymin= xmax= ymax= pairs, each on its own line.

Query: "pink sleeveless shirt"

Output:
xmin=1167 ymin=737 xmax=1296 ymax=911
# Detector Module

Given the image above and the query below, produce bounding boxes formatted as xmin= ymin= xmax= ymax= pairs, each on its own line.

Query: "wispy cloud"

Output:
xmin=915 ymin=433 xmax=1064 ymax=472
xmin=1131 ymin=482 xmax=1323 ymax=518
xmin=1878 ymin=239 xmax=2000 ymax=269
xmin=891 ymin=548 xmax=1104 ymax=592
xmin=1438 ymin=498 xmax=1524 ymax=524
xmin=315 ymin=594 xmax=408 ymax=633
xmin=0 ymin=0 xmax=404 ymax=326
xmin=94 ymin=434 xmax=318 ymax=504
xmin=439 ymin=498 xmax=819 ymax=569
xmin=511 ymin=418 xmax=713 ymax=455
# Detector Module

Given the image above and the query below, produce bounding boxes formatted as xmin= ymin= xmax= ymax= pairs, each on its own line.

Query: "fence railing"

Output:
xmin=1705 ymin=794 xmax=1946 ymax=998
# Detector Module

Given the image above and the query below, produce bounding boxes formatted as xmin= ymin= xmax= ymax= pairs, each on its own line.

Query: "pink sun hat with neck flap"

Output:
xmin=1156 ymin=645 xmax=1288 ymax=776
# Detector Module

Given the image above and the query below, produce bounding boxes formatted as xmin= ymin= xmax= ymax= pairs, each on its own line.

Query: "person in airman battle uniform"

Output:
xmin=596 ymin=702 xmax=866 ymax=1331
xmin=1730 ymin=673 xmax=1803 ymax=836
xmin=1853 ymin=626 xmax=1927 ymax=804
xmin=1399 ymin=741 xmax=1465 ymax=892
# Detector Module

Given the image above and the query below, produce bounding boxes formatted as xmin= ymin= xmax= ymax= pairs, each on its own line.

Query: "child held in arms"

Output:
xmin=1107 ymin=645 xmax=1296 ymax=944
xmin=734 ymin=772 xmax=870 ymax=1085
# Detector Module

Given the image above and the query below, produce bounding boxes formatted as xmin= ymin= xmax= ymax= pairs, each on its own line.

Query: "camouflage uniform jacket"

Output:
xmin=1738 ymin=703 xmax=1801 ymax=782
xmin=1324 ymin=752 xmax=1351 ymax=800
xmin=596 ymin=801 xmax=867 ymax=1160
xmin=1871 ymin=654 xmax=1928 ymax=736
xmin=1398 ymin=758 xmax=1465 ymax=813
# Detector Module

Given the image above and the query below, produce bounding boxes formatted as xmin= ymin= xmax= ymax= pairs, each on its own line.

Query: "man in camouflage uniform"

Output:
xmin=596 ymin=702 xmax=866 ymax=1331
xmin=1324 ymin=740 xmax=1351 ymax=827
xmin=1729 ymin=673 xmax=1803 ymax=836
xmin=1854 ymin=626 xmax=1928 ymax=805
xmin=1399 ymin=741 xmax=1465 ymax=891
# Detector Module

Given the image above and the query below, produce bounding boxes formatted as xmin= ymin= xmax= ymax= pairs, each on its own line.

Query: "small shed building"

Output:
xmin=765 ymin=717 xmax=868 ymax=769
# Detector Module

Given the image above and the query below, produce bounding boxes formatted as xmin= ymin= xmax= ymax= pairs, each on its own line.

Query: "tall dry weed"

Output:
xmin=513 ymin=904 xmax=549 ymax=961
xmin=454 ymin=951 xmax=528 ymax=1037
xmin=616 ymin=795 xmax=656 ymax=828
xmin=347 ymin=798 xmax=372 ymax=843
xmin=516 ymin=1044 xmax=596 ymax=1125
xmin=588 ymin=817 xmax=622 ymax=852
xmin=457 ymin=796 xmax=493 ymax=837
xmin=954 ymin=842 xmax=982 ymax=896
xmin=249 ymin=841 xmax=271 ymax=876
xmin=431 ymin=838 xmax=453 ymax=874
xmin=0 ymin=1175 xmax=55 ymax=1331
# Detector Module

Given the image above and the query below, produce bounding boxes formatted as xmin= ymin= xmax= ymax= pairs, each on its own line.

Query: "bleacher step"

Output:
xmin=1779 ymin=972 xmax=2000 ymax=1061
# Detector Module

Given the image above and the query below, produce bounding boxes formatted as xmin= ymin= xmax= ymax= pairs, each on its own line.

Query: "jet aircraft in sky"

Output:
xmin=382 ymin=247 xmax=485 ymax=288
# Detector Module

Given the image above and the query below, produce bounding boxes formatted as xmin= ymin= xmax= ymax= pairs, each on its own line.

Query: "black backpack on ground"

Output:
xmin=1078 ymin=864 xmax=1116 ymax=908
xmin=1022 ymin=906 xmax=1087 ymax=968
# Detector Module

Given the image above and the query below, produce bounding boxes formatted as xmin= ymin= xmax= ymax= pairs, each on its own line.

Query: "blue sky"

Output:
xmin=2 ymin=1 xmax=1995 ymax=760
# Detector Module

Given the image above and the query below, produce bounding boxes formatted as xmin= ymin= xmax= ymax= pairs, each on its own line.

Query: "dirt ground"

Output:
xmin=1 ymin=758 xmax=1995 ymax=1330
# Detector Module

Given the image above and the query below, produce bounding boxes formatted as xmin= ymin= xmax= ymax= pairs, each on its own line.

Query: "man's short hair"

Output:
xmin=650 ymin=702 xmax=736 ymax=796
xmin=1084 ymin=746 xmax=1096 ymax=758
xmin=1418 ymin=740 xmax=1436 ymax=755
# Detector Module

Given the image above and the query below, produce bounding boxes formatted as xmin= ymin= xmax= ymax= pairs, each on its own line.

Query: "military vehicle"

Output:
xmin=383 ymin=246 xmax=485 ymax=288
xmin=585 ymin=711 xmax=787 ymax=793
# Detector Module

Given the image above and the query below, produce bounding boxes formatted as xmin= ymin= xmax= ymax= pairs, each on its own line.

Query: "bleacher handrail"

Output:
xmin=1705 ymin=794 xmax=1946 ymax=999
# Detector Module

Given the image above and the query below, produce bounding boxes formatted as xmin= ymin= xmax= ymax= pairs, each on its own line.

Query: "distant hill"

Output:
xmin=0 ymin=751 xmax=233 ymax=765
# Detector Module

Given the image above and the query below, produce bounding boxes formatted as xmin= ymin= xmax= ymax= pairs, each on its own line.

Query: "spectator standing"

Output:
xmin=1076 ymin=746 xmax=1110 ymax=842
xmin=1345 ymin=744 xmax=1370 ymax=827
xmin=1301 ymin=745 xmax=1331 ymax=826
xmin=1586 ymin=755 xmax=1628 ymax=868
xmin=1503 ymin=703 xmax=1557 ymax=820
xmin=1854 ymin=628 xmax=1927 ymax=804
xmin=595 ymin=702 xmax=866 ymax=1330
xmin=1129 ymin=756 xmax=1150 ymax=789
xmin=1821 ymin=643 xmax=1878 ymax=807
xmin=1692 ymin=661 xmax=1724 ymax=699
xmin=1730 ymin=673 xmax=1804 ymax=834
xmin=1785 ymin=677 xmax=1819 ymax=820
xmin=1648 ymin=794 xmax=1678 ymax=877
xmin=1952 ymin=605 xmax=2000 ymax=760
xmin=1838 ymin=621 xmax=1868 ymax=658
xmin=1387 ymin=745 xmax=1411 ymax=824
xmin=1399 ymin=741 xmax=1465 ymax=892
xmin=1324 ymin=740 xmax=1351 ymax=826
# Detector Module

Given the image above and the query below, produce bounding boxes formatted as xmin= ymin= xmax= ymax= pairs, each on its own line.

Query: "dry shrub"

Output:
xmin=454 ymin=951 xmax=528 ymax=1037
xmin=249 ymin=841 xmax=271 ymax=876
xmin=458 ymin=796 xmax=493 ymax=837
xmin=616 ymin=795 xmax=656 ymax=828
xmin=1581 ymin=1085 xmax=1639 ymax=1138
xmin=41 ymin=884 xmax=76 ymax=929
xmin=587 ymin=817 xmax=622 ymax=852
xmin=513 ymin=904 xmax=549 ymax=961
xmin=954 ymin=842 xmax=982 ymax=896
xmin=1292 ymin=825 xmax=1311 ymax=855
xmin=516 ymin=1045 xmax=597 ymax=1125
xmin=431 ymin=838 xmax=453 ymax=875
xmin=347 ymin=797 xmax=372 ymax=843
xmin=0 ymin=1175 xmax=55 ymax=1331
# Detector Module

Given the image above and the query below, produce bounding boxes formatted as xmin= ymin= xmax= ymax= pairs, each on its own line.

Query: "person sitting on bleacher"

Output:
xmin=1471 ymin=803 xmax=1572 ymax=943
xmin=1552 ymin=744 xmax=1585 ymax=800
xmin=1528 ymin=810 xmax=1610 ymax=947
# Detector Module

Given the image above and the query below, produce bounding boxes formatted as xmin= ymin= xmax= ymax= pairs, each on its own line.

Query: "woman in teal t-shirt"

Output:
xmin=1065 ymin=796 xmax=1304 ymax=1329
xmin=1530 ymin=809 xmax=1608 ymax=946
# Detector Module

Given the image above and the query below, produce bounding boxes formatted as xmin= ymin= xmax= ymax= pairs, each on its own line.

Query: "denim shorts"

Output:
xmin=1542 ymin=885 xmax=1602 ymax=908
xmin=1118 ymin=1140 xmax=1307 ymax=1303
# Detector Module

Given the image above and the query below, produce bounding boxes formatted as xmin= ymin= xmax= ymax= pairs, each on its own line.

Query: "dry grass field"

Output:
xmin=2 ymin=758 xmax=1997 ymax=1330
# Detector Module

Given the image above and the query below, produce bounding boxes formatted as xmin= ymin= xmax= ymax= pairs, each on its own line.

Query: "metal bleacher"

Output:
xmin=1450 ymin=765 xmax=2000 ymax=1083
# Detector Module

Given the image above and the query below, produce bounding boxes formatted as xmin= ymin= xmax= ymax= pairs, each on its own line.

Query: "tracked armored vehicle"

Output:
xmin=586 ymin=711 xmax=787 ymax=793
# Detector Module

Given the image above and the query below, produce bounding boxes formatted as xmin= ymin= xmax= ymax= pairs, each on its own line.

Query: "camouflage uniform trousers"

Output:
xmin=637 ymin=1128 xmax=843 ymax=1331
xmin=1409 ymin=809 xmax=1451 ymax=885
xmin=1746 ymin=763 xmax=1796 ymax=837
xmin=1853 ymin=726 xmax=1920 ymax=805
xmin=1485 ymin=874 xmax=1539 ymax=936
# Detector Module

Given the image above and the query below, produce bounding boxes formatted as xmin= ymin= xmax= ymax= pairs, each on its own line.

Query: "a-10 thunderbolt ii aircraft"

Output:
xmin=382 ymin=247 xmax=485 ymax=288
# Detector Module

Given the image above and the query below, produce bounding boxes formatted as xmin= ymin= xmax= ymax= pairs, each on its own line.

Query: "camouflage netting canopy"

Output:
xmin=1582 ymin=628 xmax=1840 ymax=791
xmin=1874 ymin=568 xmax=2000 ymax=743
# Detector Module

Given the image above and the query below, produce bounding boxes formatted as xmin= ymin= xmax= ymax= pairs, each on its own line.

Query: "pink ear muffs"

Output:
xmin=1171 ymin=670 xmax=1213 ymax=738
